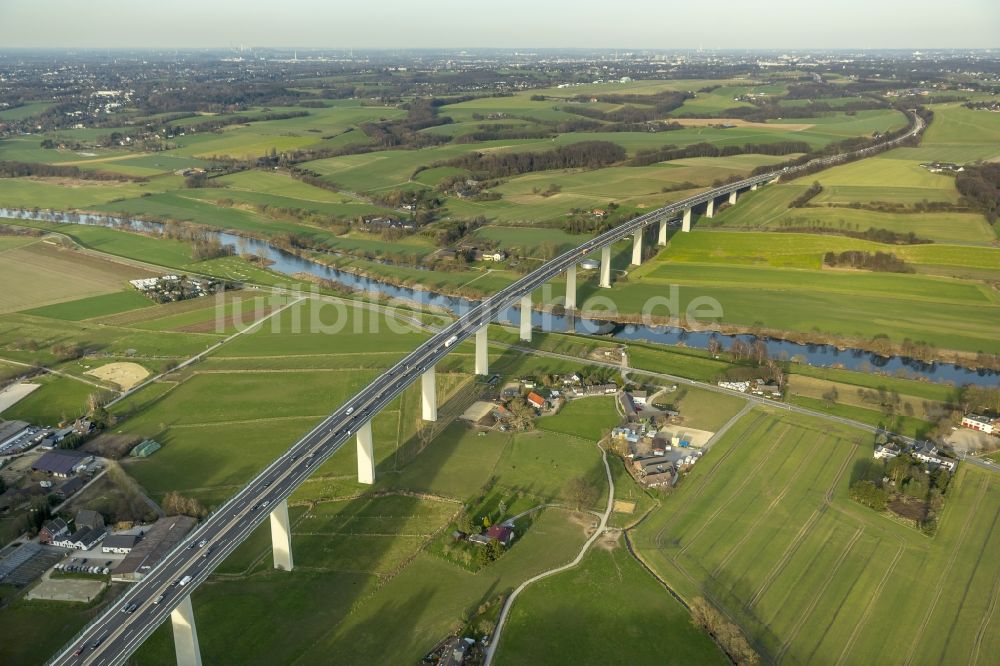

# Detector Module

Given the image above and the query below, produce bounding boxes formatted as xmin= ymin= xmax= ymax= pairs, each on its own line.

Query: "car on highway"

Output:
xmin=122 ymin=603 xmax=138 ymax=614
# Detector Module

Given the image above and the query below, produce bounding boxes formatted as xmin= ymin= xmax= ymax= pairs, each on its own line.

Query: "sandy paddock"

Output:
xmin=85 ymin=362 xmax=150 ymax=390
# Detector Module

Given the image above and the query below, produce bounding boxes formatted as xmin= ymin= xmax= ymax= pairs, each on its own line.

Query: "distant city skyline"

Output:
xmin=1 ymin=0 xmax=997 ymax=50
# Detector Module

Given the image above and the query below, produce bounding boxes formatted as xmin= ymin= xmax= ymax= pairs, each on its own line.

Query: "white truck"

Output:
xmin=178 ymin=575 xmax=193 ymax=587
xmin=444 ymin=335 xmax=458 ymax=348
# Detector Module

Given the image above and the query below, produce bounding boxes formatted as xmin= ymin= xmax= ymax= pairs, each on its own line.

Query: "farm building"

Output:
xmin=54 ymin=476 xmax=85 ymax=500
xmin=102 ymin=533 xmax=140 ymax=554
xmin=75 ymin=509 xmax=105 ymax=532
xmin=526 ymin=392 xmax=546 ymax=410
xmin=31 ymin=449 xmax=88 ymax=478
xmin=130 ymin=439 xmax=162 ymax=457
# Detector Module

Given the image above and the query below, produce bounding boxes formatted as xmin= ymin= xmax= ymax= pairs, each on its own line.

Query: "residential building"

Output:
xmin=486 ymin=524 xmax=515 ymax=548
xmin=873 ymin=445 xmax=901 ymax=460
xmin=54 ymin=527 xmax=106 ymax=551
xmin=631 ymin=390 xmax=648 ymax=406
xmin=39 ymin=518 xmax=69 ymax=544
xmin=526 ymin=392 xmax=546 ymax=410
xmin=911 ymin=443 xmax=957 ymax=472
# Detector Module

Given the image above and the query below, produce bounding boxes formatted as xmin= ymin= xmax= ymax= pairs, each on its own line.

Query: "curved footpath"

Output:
xmin=484 ymin=441 xmax=614 ymax=665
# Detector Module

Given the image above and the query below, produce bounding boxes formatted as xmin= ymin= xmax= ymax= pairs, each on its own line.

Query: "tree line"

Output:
xmin=440 ymin=141 xmax=626 ymax=179
xmin=823 ymin=250 xmax=914 ymax=273
xmin=628 ymin=140 xmax=810 ymax=167
xmin=955 ymin=162 xmax=1000 ymax=224
xmin=0 ymin=160 xmax=146 ymax=182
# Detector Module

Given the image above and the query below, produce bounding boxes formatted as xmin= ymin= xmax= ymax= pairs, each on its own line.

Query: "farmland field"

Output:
xmin=631 ymin=408 xmax=1000 ymax=665
xmin=0 ymin=241 xmax=156 ymax=313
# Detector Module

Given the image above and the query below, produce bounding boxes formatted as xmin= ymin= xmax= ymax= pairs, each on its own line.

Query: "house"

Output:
xmin=54 ymin=527 xmax=106 ymax=551
xmin=592 ymin=208 xmax=607 ymax=218
xmin=911 ymin=442 xmax=957 ymax=472
xmin=961 ymin=415 xmax=996 ymax=435
xmin=32 ymin=449 xmax=87 ymax=478
xmin=102 ymin=533 xmax=139 ymax=554
xmin=39 ymin=518 xmax=69 ymax=544
xmin=526 ymin=392 xmax=546 ymax=410
xmin=718 ymin=381 xmax=751 ymax=392
xmin=481 ymin=250 xmax=506 ymax=262
xmin=75 ymin=509 xmax=105 ymax=532
xmin=630 ymin=390 xmax=648 ymax=406
xmin=612 ymin=426 xmax=641 ymax=445
xmin=641 ymin=471 xmax=674 ymax=488
xmin=54 ymin=476 xmax=85 ymax=500
xmin=873 ymin=444 xmax=901 ymax=460
xmin=486 ymin=524 xmax=515 ymax=548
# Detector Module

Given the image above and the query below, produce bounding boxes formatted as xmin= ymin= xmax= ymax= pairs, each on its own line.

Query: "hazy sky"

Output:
xmin=1 ymin=0 xmax=997 ymax=50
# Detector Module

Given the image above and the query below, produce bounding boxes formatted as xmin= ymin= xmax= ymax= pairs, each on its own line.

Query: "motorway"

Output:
xmin=51 ymin=111 xmax=925 ymax=665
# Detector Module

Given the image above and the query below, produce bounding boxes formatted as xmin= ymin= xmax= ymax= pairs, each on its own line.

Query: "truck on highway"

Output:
xmin=178 ymin=575 xmax=193 ymax=587
xmin=444 ymin=335 xmax=458 ymax=348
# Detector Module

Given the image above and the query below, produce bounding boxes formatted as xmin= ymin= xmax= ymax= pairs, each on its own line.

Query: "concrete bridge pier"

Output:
xmin=600 ymin=246 xmax=612 ymax=288
xmin=631 ymin=229 xmax=643 ymax=266
xmin=565 ymin=264 xmax=577 ymax=310
xmin=356 ymin=420 xmax=374 ymax=485
xmin=421 ymin=366 xmax=437 ymax=421
xmin=682 ymin=208 xmax=692 ymax=232
xmin=706 ymin=197 xmax=716 ymax=218
xmin=658 ymin=219 xmax=667 ymax=246
xmin=171 ymin=595 xmax=203 ymax=666
xmin=729 ymin=190 xmax=738 ymax=205
xmin=751 ymin=183 xmax=759 ymax=191
xmin=269 ymin=499 xmax=293 ymax=571
xmin=475 ymin=326 xmax=489 ymax=376
xmin=519 ymin=294 xmax=532 ymax=341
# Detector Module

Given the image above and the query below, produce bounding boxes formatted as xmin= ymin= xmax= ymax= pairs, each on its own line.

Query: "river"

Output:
xmin=3 ymin=207 xmax=997 ymax=388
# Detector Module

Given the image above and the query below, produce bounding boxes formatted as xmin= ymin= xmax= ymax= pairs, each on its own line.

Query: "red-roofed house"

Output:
xmin=486 ymin=524 xmax=515 ymax=548
xmin=526 ymin=392 xmax=546 ymax=410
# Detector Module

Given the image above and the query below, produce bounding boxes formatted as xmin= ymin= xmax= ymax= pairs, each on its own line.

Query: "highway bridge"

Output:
xmin=50 ymin=110 xmax=924 ymax=666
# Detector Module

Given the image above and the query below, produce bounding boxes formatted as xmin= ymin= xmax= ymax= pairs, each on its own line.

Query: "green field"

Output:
xmin=22 ymin=290 xmax=154 ymax=321
xmin=496 ymin=545 xmax=726 ymax=665
xmin=0 ymin=374 xmax=101 ymax=425
xmin=631 ymin=408 xmax=1000 ymax=665
xmin=538 ymin=396 xmax=620 ymax=440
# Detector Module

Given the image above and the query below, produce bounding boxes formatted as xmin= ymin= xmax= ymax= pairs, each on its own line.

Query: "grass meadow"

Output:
xmin=631 ymin=408 xmax=1000 ymax=665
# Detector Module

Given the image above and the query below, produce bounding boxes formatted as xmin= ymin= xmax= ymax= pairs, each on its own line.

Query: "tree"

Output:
xmin=565 ymin=476 xmax=598 ymax=510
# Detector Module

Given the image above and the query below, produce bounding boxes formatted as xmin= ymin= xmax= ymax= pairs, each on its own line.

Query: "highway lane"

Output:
xmin=51 ymin=111 xmax=924 ymax=666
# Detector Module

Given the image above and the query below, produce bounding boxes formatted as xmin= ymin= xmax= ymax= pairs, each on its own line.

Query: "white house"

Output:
xmin=961 ymin=415 xmax=996 ymax=435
